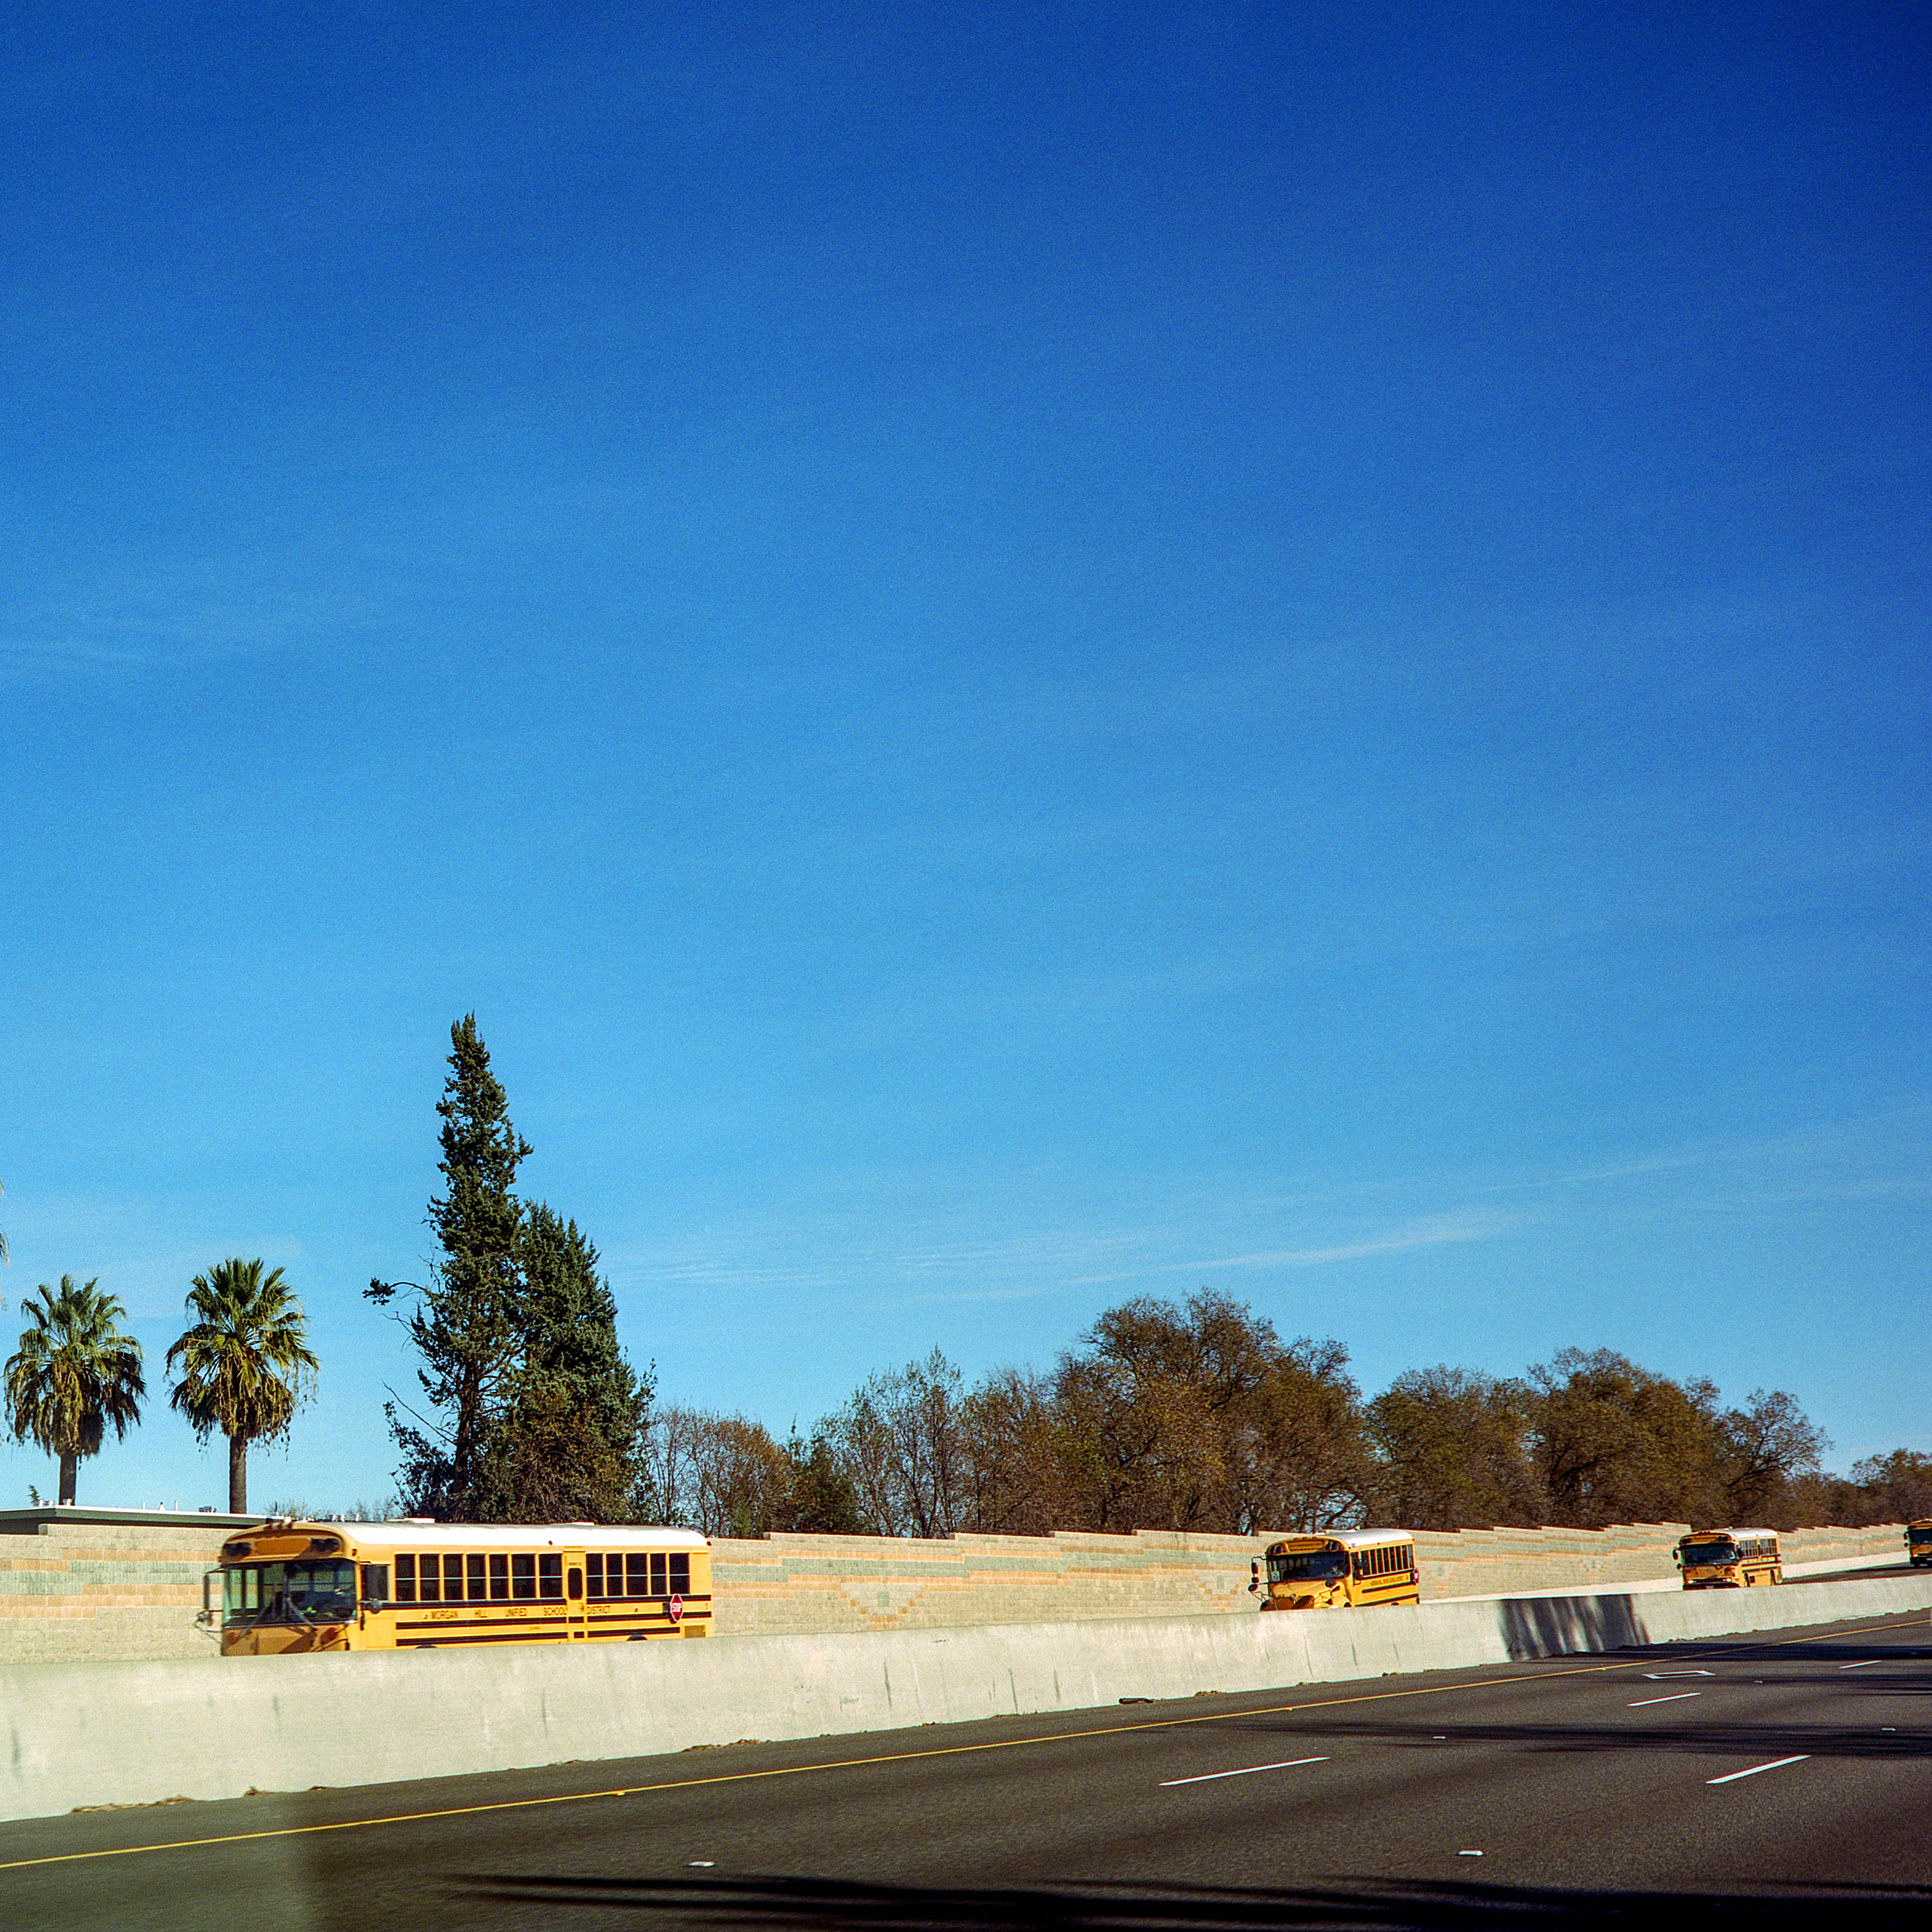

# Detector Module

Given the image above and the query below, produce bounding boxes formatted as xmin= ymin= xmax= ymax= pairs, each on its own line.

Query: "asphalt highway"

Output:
xmin=3 ymin=1601 xmax=1927 ymax=1930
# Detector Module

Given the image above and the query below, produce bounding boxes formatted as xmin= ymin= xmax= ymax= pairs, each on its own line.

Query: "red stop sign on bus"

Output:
xmin=668 ymin=1594 xmax=683 ymax=1623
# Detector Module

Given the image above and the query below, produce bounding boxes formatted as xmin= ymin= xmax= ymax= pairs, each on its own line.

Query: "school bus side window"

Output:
xmin=396 ymin=1554 xmax=417 ymax=1604
xmin=671 ymin=1553 xmax=690 ymax=1595
xmin=512 ymin=1553 xmax=536 ymax=1600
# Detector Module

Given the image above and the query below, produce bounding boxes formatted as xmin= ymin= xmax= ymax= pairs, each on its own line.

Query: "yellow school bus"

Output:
xmin=1256 ymin=1529 xmax=1420 ymax=1611
xmin=1674 ymin=1527 xmax=1781 ymax=1590
xmin=1906 ymin=1521 xmax=1932 ymax=1569
xmin=205 ymin=1520 xmax=712 ymax=1655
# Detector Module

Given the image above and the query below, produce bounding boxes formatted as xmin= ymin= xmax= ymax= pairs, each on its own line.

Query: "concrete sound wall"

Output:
xmin=4 ymin=1569 xmax=1927 ymax=1824
xmin=1420 ymin=1520 xmax=1906 ymax=1600
xmin=1 ymin=1515 xmax=1908 ymax=1660
xmin=706 ymin=1521 xmax=1910 ymax=1632
xmin=708 ymin=1526 xmax=1274 ymax=1632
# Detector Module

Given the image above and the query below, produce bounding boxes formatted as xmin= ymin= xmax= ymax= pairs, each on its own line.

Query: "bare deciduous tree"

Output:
xmin=826 ymin=1349 xmax=970 ymax=1538
xmin=641 ymin=1404 xmax=789 ymax=1537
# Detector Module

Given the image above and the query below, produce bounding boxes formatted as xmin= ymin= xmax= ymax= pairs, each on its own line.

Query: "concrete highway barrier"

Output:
xmin=3 ymin=1569 xmax=1927 ymax=1823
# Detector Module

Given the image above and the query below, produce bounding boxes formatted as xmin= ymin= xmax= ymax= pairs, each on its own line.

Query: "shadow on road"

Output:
xmin=1638 ymin=1638 xmax=1932 ymax=1666
xmin=1221 ymin=1711 xmax=1932 ymax=1763
xmin=457 ymin=1871 xmax=1932 ymax=1927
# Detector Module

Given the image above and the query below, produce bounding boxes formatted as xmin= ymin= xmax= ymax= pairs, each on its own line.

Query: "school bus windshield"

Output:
xmin=223 ymin=1560 xmax=358 ymax=1625
xmin=1909 ymin=1526 xmax=1932 ymax=1547
xmin=1267 ymin=1550 xmax=1350 ymax=1583
xmin=1680 ymin=1539 xmax=1739 ymax=1566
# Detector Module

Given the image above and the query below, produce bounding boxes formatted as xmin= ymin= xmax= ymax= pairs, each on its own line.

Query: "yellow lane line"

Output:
xmin=0 ymin=1611 xmax=1917 ymax=1875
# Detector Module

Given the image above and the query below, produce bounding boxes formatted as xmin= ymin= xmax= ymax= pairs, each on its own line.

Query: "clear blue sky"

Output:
xmin=2 ymin=3 xmax=1927 ymax=1512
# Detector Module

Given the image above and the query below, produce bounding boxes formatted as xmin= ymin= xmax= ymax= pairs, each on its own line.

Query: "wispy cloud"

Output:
xmin=605 ymin=1225 xmax=1161 ymax=1301
xmin=888 ymin=1282 xmax=1061 ymax=1308
xmin=1478 ymin=1150 xmax=1720 ymax=1193
xmin=1174 ymin=1208 xmax=1511 ymax=1272
xmin=1471 ymin=1104 xmax=1932 ymax=1215
xmin=0 ymin=562 xmax=390 ymax=682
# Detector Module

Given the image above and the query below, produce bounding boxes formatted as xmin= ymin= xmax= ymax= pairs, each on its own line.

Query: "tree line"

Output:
xmin=10 ymin=1019 xmax=1924 ymax=1539
xmin=643 ymin=1300 xmax=1931 ymax=1540
xmin=379 ymin=1019 xmax=1928 ymax=1539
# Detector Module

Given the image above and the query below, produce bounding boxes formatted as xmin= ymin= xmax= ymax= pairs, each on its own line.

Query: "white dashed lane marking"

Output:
xmin=1160 ymin=1757 xmax=1329 ymax=1787
xmin=1706 ymin=1756 xmax=1810 ymax=1786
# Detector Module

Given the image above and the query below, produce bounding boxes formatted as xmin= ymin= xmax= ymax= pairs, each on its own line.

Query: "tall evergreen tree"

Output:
xmin=371 ymin=1017 xmax=654 ymax=1524
xmin=369 ymin=1015 xmax=532 ymax=1520
xmin=474 ymin=1205 xmax=652 ymax=1522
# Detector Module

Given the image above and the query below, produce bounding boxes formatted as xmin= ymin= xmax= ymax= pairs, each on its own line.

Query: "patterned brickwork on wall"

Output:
xmin=706 ymin=1528 xmax=1278 ymax=1635
xmin=0 ymin=1521 xmax=233 ymax=1664
xmin=1415 ymin=1520 xmax=1908 ymax=1600
xmin=1779 ymin=1524 xmax=1913 ymax=1568
xmin=1411 ymin=1522 xmax=1698 ymax=1600
xmin=1 ymin=1515 xmax=1909 ymax=1660
xmin=706 ymin=1520 xmax=1911 ymax=1635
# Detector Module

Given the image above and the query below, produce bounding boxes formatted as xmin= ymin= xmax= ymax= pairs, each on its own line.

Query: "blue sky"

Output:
xmin=2 ymin=3 xmax=1927 ymax=1512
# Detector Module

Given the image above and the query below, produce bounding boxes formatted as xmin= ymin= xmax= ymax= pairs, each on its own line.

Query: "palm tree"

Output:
xmin=167 ymin=1258 xmax=318 ymax=1513
xmin=4 ymin=1277 xmax=146 ymax=1505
